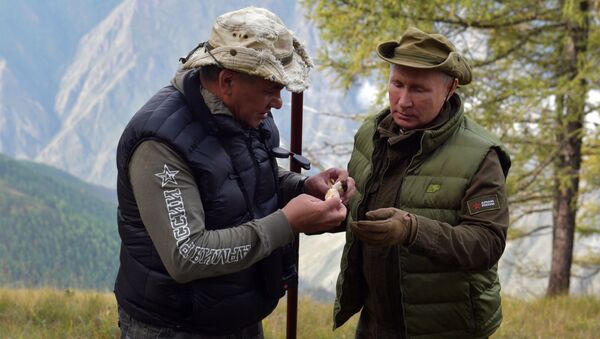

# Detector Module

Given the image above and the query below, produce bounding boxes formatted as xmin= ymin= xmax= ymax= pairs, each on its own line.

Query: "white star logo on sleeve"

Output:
xmin=154 ymin=164 xmax=179 ymax=187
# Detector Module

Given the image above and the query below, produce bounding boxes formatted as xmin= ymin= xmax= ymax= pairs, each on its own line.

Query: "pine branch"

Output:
xmin=508 ymin=194 xmax=554 ymax=204
xmin=509 ymin=224 xmax=552 ymax=240
xmin=510 ymin=153 xmax=556 ymax=192
xmin=404 ymin=6 xmax=560 ymax=29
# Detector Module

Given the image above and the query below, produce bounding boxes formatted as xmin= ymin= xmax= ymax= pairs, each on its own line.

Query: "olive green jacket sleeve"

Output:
xmin=408 ymin=150 xmax=509 ymax=270
xmin=129 ymin=140 xmax=295 ymax=283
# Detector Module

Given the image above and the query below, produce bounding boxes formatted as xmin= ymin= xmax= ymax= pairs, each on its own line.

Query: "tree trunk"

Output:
xmin=547 ymin=0 xmax=589 ymax=296
xmin=548 ymin=130 xmax=580 ymax=295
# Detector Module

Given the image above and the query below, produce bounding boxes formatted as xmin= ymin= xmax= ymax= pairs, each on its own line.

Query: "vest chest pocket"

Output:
xmin=399 ymin=175 xmax=467 ymax=212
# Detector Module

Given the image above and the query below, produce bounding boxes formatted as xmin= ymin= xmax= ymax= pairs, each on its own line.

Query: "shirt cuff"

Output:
xmin=257 ymin=209 xmax=295 ymax=249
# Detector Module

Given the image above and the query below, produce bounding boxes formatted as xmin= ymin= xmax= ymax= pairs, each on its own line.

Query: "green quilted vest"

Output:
xmin=334 ymin=97 xmax=510 ymax=338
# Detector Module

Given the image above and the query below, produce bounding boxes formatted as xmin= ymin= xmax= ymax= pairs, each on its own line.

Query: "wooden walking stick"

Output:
xmin=286 ymin=91 xmax=304 ymax=339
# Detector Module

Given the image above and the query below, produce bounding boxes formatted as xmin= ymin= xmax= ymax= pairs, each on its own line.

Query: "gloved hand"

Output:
xmin=349 ymin=207 xmax=415 ymax=246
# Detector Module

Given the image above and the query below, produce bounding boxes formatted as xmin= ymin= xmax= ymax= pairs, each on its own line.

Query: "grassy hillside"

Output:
xmin=0 ymin=153 xmax=118 ymax=290
xmin=1 ymin=288 xmax=599 ymax=338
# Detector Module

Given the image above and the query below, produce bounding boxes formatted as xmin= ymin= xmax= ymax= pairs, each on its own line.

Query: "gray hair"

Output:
xmin=439 ymin=72 xmax=455 ymax=85
xmin=199 ymin=65 xmax=223 ymax=82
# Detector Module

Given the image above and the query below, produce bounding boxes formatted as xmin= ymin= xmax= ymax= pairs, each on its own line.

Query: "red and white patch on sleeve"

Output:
xmin=467 ymin=194 xmax=500 ymax=215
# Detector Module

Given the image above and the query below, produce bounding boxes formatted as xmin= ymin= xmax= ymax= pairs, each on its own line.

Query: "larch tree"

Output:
xmin=303 ymin=0 xmax=600 ymax=295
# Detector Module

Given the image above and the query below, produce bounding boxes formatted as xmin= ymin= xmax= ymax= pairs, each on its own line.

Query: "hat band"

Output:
xmin=393 ymin=51 xmax=447 ymax=65
xmin=206 ymin=42 xmax=294 ymax=66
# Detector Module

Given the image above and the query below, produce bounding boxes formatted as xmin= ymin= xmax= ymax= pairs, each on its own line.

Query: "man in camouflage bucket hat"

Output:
xmin=114 ymin=7 xmax=354 ymax=338
xmin=334 ymin=27 xmax=511 ymax=338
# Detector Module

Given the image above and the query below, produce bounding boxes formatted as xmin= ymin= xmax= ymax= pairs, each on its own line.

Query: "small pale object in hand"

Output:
xmin=325 ymin=180 xmax=345 ymax=200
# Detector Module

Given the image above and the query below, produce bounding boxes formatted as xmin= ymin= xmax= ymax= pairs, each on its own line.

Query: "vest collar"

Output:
xmin=181 ymin=69 xmax=273 ymax=139
xmin=375 ymin=93 xmax=463 ymax=151
xmin=419 ymin=93 xmax=464 ymax=155
xmin=200 ymin=87 xmax=234 ymax=117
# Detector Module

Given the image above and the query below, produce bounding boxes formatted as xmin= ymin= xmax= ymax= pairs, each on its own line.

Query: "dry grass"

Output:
xmin=493 ymin=295 xmax=600 ymax=338
xmin=0 ymin=288 xmax=118 ymax=338
xmin=263 ymin=298 xmax=358 ymax=338
xmin=1 ymin=287 xmax=599 ymax=338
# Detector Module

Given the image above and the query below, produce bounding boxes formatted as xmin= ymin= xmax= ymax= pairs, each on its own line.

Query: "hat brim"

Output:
xmin=182 ymin=44 xmax=311 ymax=93
xmin=376 ymin=41 xmax=472 ymax=85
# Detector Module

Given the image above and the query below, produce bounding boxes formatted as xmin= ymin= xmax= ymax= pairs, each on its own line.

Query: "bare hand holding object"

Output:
xmin=304 ymin=168 xmax=356 ymax=203
xmin=282 ymin=193 xmax=347 ymax=234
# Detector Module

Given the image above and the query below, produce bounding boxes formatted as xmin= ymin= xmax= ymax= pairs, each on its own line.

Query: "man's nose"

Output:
xmin=271 ymin=92 xmax=283 ymax=109
xmin=396 ymin=90 xmax=412 ymax=108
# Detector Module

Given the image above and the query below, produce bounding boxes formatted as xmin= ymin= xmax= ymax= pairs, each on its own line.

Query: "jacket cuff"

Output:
xmin=406 ymin=215 xmax=440 ymax=254
xmin=299 ymin=175 xmax=309 ymax=194
xmin=405 ymin=213 xmax=418 ymax=245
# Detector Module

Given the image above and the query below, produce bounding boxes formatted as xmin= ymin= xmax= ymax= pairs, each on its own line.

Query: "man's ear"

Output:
xmin=446 ymin=78 xmax=459 ymax=101
xmin=217 ymin=69 xmax=235 ymax=95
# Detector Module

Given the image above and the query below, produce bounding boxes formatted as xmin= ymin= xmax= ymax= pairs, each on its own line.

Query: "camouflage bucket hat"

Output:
xmin=182 ymin=6 xmax=313 ymax=92
xmin=376 ymin=27 xmax=472 ymax=85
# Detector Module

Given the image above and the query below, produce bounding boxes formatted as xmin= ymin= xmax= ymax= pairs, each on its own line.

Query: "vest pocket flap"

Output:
xmin=400 ymin=175 xmax=467 ymax=210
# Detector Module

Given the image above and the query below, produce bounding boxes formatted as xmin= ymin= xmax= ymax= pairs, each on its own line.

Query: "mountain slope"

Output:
xmin=0 ymin=153 xmax=118 ymax=290
xmin=0 ymin=1 xmax=121 ymax=159
xmin=0 ymin=0 xmax=121 ymax=109
xmin=0 ymin=59 xmax=55 ymax=158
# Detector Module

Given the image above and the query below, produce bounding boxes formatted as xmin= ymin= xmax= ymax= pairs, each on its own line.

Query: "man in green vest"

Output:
xmin=333 ymin=27 xmax=511 ymax=338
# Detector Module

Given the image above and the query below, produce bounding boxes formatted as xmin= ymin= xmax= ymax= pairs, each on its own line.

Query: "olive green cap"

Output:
xmin=376 ymin=27 xmax=472 ymax=85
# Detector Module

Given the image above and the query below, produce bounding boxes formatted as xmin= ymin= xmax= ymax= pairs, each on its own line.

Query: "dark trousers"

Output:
xmin=118 ymin=307 xmax=263 ymax=339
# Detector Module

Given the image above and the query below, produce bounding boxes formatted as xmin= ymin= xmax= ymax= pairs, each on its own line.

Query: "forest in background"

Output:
xmin=0 ymin=153 xmax=118 ymax=290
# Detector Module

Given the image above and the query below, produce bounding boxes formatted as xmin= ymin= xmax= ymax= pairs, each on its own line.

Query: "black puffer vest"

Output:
xmin=114 ymin=70 xmax=287 ymax=334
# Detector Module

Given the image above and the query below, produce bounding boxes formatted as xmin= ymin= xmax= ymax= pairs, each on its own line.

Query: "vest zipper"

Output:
xmin=245 ymin=135 xmax=261 ymax=213
xmin=396 ymin=246 xmax=409 ymax=339
xmin=358 ymin=138 xmax=392 ymax=218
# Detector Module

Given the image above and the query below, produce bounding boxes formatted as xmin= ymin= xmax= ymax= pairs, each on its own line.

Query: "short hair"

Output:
xmin=439 ymin=72 xmax=455 ymax=85
xmin=200 ymin=65 xmax=257 ymax=84
xmin=199 ymin=64 xmax=223 ymax=82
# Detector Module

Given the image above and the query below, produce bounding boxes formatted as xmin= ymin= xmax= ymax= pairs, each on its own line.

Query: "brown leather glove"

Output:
xmin=350 ymin=207 xmax=416 ymax=246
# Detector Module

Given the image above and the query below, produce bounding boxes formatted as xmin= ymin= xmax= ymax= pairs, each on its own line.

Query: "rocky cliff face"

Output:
xmin=0 ymin=0 xmax=120 ymax=159
xmin=0 ymin=59 xmax=55 ymax=158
